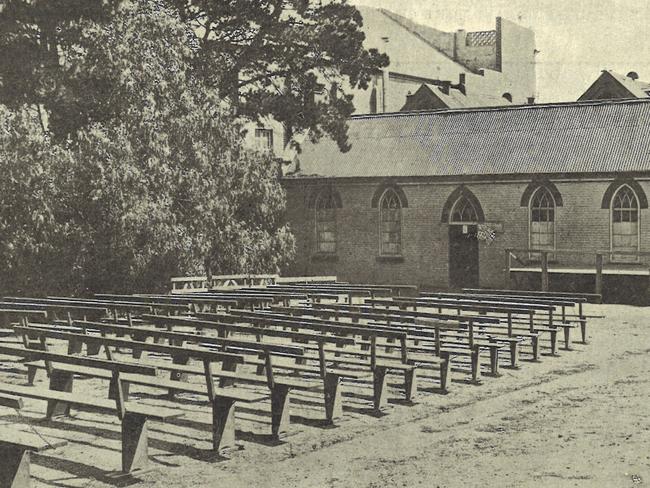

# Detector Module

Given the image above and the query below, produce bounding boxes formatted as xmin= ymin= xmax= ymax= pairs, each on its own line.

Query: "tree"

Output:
xmin=0 ymin=0 xmax=122 ymax=139
xmin=0 ymin=0 xmax=295 ymax=295
xmin=169 ymin=0 xmax=389 ymax=151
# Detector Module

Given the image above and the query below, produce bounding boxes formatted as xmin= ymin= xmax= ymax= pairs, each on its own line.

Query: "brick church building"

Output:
xmin=281 ymin=98 xmax=650 ymax=294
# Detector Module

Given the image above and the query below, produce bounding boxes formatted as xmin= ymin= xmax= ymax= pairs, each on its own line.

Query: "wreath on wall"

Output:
xmin=477 ymin=223 xmax=497 ymax=245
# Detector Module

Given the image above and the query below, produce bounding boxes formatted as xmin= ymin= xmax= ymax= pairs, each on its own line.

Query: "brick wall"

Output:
xmin=283 ymin=177 xmax=650 ymax=289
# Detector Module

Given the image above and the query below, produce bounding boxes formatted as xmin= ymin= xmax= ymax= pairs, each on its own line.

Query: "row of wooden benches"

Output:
xmin=0 ymin=287 xmax=596 ymax=485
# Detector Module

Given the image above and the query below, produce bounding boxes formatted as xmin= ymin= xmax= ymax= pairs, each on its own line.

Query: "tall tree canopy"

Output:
xmin=0 ymin=0 xmax=388 ymax=149
xmin=0 ymin=0 xmax=295 ymax=295
xmin=173 ymin=0 xmax=389 ymax=150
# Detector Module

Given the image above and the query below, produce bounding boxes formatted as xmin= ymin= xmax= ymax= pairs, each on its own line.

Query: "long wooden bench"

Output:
xmin=215 ymin=309 xmax=439 ymax=408
xmin=462 ymin=288 xmax=596 ymax=343
xmin=276 ymin=304 xmax=501 ymax=380
xmin=413 ymin=294 xmax=577 ymax=352
xmin=9 ymin=327 xmax=268 ymax=451
xmin=0 ymin=342 xmax=183 ymax=473
xmin=140 ymin=314 xmax=374 ymax=423
xmin=0 ymin=395 xmax=68 ymax=488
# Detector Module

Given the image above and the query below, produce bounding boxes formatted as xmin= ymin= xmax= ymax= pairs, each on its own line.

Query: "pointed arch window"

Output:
xmin=530 ymin=186 xmax=556 ymax=258
xmin=315 ymin=191 xmax=338 ymax=254
xmin=450 ymin=196 xmax=479 ymax=223
xmin=380 ymin=189 xmax=402 ymax=255
xmin=611 ymin=185 xmax=640 ymax=262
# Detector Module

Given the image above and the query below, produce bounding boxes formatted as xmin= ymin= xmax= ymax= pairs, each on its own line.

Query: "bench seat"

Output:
xmin=0 ymin=427 xmax=67 ymax=488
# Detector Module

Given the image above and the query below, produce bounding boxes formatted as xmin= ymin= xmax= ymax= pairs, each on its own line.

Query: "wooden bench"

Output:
xmin=218 ymin=310 xmax=433 ymax=410
xmin=271 ymin=304 xmax=493 ymax=382
xmin=12 ymin=324 xmax=280 ymax=448
xmin=0 ymin=342 xmax=183 ymax=474
xmin=0 ymin=425 xmax=67 ymax=488
xmin=366 ymin=297 xmax=553 ymax=361
xmin=462 ymin=288 xmax=595 ymax=344
xmin=415 ymin=294 xmax=577 ymax=352
xmin=140 ymin=314 xmax=373 ymax=423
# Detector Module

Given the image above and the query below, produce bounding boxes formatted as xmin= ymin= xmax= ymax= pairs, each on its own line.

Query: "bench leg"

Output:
xmin=218 ymin=358 xmax=239 ymax=388
xmin=580 ymin=320 xmax=587 ymax=344
xmin=471 ymin=346 xmax=482 ymax=383
xmin=489 ymin=347 xmax=500 ymax=377
xmin=0 ymin=446 xmax=31 ymax=488
xmin=86 ymin=343 xmax=101 ymax=356
xmin=508 ymin=342 xmax=519 ymax=369
xmin=109 ymin=378 xmax=130 ymax=402
xmin=403 ymin=368 xmax=418 ymax=402
xmin=439 ymin=352 xmax=451 ymax=392
xmin=121 ymin=412 xmax=149 ymax=474
xmin=531 ymin=335 xmax=540 ymax=362
xmin=549 ymin=330 xmax=559 ymax=356
xmin=373 ymin=366 xmax=389 ymax=413
xmin=26 ymin=366 xmax=38 ymax=386
xmin=167 ymin=355 xmax=190 ymax=399
xmin=324 ymin=373 xmax=343 ymax=424
xmin=562 ymin=326 xmax=572 ymax=351
xmin=270 ymin=385 xmax=291 ymax=440
xmin=46 ymin=370 xmax=74 ymax=419
xmin=255 ymin=353 xmax=266 ymax=376
xmin=212 ymin=397 xmax=237 ymax=452
xmin=67 ymin=339 xmax=82 ymax=355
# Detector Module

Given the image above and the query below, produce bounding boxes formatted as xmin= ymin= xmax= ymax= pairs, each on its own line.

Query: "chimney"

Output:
xmin=527 ymin=97 xmax=535 ymax=105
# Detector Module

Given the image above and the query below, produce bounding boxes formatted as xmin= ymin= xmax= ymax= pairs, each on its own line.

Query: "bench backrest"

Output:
xmin=0 ymin=341 xmax=157 ymax=376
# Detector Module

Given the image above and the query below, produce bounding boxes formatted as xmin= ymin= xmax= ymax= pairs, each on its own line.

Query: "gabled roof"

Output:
xmin=402 ymin=84 xmax=511 ymax=111
xmin=579 ymin=70 xmax=650 ymax=101
xmin=287 ymin=98 xmax=650 ymax=179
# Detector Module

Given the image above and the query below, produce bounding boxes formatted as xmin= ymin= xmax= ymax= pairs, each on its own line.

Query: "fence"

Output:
xmin=505 ymin=248 xmax=650 ymax=295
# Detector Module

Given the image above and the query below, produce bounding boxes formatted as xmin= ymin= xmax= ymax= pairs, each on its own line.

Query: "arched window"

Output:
xmin=611 ymin=185 xmax=640 ymax=262
xmin=450 ymin=196 xmax=479 ymax=223
xmin=530 ymin=187 xmax=556 ymax=257
xmin=315 ymin=191 xmax=338 ymax=254
xmin=379 ymin=189 xmax=402 ymax=255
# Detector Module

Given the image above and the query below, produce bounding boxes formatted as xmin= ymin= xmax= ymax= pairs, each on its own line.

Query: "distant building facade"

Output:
xmin=350 ymin=7 xmax=537 ymax=113
xmin=282 ymin=99 xmax=650 ymax=295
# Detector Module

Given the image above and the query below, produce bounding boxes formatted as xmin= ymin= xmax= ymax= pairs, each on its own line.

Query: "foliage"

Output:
xmin=0 ymin=1 xmax=295 ymax=295
xmin=167 ymin=0 xmax=389 ymax=151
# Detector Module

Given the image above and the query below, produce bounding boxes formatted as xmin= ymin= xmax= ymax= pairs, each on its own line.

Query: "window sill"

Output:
xmin=376 ymin=255 xmax=405 ymax=263
xmin=311 ymin=253 xmax=339 ymax=263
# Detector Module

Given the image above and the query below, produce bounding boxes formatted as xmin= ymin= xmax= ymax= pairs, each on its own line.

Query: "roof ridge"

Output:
xmin=350 ymin=97 xmax=650 ymax=120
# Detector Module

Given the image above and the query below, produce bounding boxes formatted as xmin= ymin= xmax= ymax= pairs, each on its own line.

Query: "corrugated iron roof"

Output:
xmin=287 ymin=99 xmax=650 ymax=179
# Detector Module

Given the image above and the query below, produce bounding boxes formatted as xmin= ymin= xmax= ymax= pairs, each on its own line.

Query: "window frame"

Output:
xmin=254 ymin=128 xmax=274 ymax=152
xmin=378 ymin=188 xmax=403 ymax=257
xmin=610 ymin=184 xmax=641 ymax=263
xmin=449 ymin=195 xmax=480 ymax=224
xmin=528 ymin=186 xmax=557 ymax=259
xmin=314 ymin=191 xmax=338 ymax=256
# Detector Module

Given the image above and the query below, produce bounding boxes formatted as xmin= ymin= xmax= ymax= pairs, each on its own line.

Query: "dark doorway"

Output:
xmin=448 ymin=224 xmax=479 ymax=289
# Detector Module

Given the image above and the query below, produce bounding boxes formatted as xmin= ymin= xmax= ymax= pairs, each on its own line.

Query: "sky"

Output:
xmin=352 ymin=0 xmax=650 ymax=102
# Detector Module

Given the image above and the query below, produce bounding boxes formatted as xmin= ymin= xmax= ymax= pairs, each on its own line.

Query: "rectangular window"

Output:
xmin=255 ymin=129 xmax=274 ymax=152
xmin=316 ymin=208 xmax=336 ymax=254
xmin=381 ymin=208 xmax=401 ymax=255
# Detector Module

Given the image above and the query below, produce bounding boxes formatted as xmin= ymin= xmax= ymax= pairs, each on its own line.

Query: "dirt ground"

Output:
xmin=1 ymin=303 xmax=649 ymax=488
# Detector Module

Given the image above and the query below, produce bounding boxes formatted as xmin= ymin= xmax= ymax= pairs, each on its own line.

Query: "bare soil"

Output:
xmin=1 ymin=303 xmax=649 ymax=488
